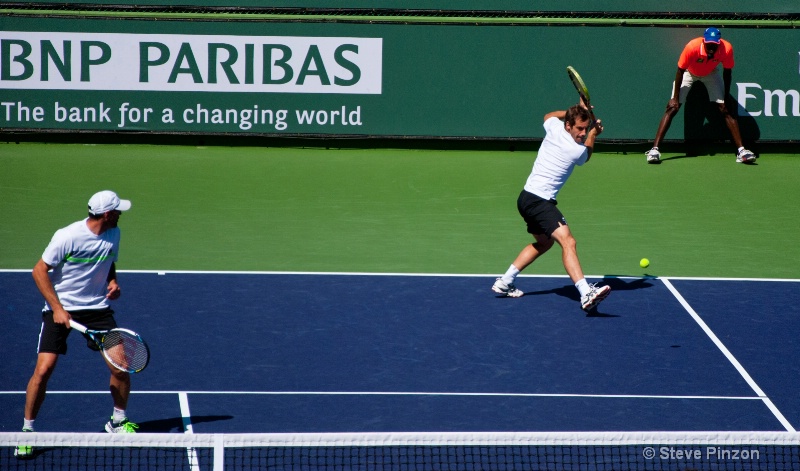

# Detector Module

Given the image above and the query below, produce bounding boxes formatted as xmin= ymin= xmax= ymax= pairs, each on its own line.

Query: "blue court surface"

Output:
xmin=2 ymin=270 xmax=800 ymax=434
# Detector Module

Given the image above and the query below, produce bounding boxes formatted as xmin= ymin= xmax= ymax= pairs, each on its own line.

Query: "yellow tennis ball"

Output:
xmin=640 ymin=258 xmax=650 ymax=268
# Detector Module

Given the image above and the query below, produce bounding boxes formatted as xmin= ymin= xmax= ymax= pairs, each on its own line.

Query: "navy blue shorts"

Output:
xmin=517 ymin=190 xmax=567 ymax=238
xmin=37 ymin=309 xmax=117 ymax=355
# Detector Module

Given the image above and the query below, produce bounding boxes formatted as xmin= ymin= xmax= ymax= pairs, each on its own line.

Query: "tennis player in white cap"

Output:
xmin=17 ymin=191 xmax=135 ymax=458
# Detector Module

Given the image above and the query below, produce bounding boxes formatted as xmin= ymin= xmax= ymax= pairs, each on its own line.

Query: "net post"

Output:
xmin=213 ymin=434 xmax=225 ymax=471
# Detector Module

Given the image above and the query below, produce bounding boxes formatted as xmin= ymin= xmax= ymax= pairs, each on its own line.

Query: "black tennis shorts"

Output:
xmin=37 ymin=308 xmax=117 ymax=355
xmin=517 ymin=190 xmax=568 ymax=238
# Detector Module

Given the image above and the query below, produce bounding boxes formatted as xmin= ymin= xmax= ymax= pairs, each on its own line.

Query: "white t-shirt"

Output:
xmin=523 ymin=116 xmax=589 ymax=200
xmin=41 ymin=218 xmax=121 ymax=311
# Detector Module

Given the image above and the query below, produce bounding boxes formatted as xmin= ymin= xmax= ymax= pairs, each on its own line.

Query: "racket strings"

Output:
xmin=102 ymin=331 xmax=150 ymax=373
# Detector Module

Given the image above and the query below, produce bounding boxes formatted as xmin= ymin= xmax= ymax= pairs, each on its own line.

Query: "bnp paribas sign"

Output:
xmin=1 ymin=31 xmax=381 ymax=132
xmin=1 ymin=32 xmax=383 ymax=94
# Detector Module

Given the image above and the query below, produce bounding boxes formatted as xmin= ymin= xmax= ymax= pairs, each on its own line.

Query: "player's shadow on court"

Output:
xmin=590 ymin=276 xmax=658 ymax=317
xmin=524 ymin=276 xmax=655 ymax=299
xmin=523 ymin=284 xmax=579 ymax=301
xmin=600 ymin=276 xmax=657 ymax=291
xmin=523 ymin=276 xmax=656 ymax=318
xmin=677 ymin=83 xmax=760 ymax=160
xmin=133 ymin=415 xmax=234 ymax=433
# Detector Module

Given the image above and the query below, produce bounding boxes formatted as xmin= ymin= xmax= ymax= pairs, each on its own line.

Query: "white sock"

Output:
xmin=737 ymin=146 xmax=745 ymax=153
xmin=501 ymin=264 xmax=520 ymax=285
xmin=575 ymin=279 xmax=591 ymax=297
xmin=23 ymin=419 xmax=35 ymax=431
xmin=112 ymin=408 xmax=127 ymax=424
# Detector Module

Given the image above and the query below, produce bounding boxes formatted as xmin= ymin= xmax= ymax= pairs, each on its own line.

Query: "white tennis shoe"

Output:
xmin=581 ymin=284 xmax=611 ymax=311
xmin=492 ymin=278 xmax=524 ymax=298
xmin=645 ymin=147 xmax=661 ymax=164
xmin=736 ymin=148 xmax=756 ymax=164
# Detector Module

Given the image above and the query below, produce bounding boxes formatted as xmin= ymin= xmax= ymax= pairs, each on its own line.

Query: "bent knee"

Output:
xmin=32 ymin=355 xmax=58 ymax=378
xmin=553 ymin=229 xmax=577 ymax=251
xmin=533 ymin=239 xmax=555 ymax=253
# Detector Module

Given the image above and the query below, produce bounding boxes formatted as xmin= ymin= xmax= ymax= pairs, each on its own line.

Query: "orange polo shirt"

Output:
xmin=677 ymin=37 xmax=734 ymax=77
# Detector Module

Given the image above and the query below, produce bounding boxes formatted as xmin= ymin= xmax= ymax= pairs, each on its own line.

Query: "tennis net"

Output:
xmin=2 ymin=431 xmax=800 ymax=470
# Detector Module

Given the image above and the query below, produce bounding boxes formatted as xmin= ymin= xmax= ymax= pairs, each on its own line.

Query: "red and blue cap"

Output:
xmin=703 ymin=27 xmax=721 ymax=44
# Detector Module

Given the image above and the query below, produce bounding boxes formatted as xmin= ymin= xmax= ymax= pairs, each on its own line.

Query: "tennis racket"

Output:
xmin=70 ymin=320 xmax=150 ymax=373
xmin=566 ymin=65 xmax=596 ymax=124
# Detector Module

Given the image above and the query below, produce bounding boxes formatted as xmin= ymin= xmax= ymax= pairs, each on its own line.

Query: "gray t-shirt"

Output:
xmin=41 ymin=218 xmax=120 ymax=310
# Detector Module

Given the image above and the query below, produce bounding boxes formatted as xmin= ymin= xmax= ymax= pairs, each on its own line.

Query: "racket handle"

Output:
xmin=68 ymin=320 xmax=87 ymax=333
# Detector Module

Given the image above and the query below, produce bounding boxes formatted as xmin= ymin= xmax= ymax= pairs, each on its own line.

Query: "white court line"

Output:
xmin=179 ymin=392 xmax=200 ymax=471
xmin=661 ymin=277 xmax=796 ymax=432
xmin=112 ymin=271 xmax=800 ymax=283
xmin=0 ymin=390 xmax=762 ymax=400
xmin=1 ymin=268 xmax=799 ymax=282
xmin=179 ymin=392 xmax=194 ymax=433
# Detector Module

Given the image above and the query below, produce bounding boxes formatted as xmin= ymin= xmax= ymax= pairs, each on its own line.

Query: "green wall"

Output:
xmin=2 ymin=17 xmax=798 ymax=140
xmin=11 ymin=1 xmax=800 ymax=13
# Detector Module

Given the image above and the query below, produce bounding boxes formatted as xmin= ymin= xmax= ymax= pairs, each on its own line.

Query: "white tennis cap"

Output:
xmin=88 ymin=190 xmax=131 ymax=216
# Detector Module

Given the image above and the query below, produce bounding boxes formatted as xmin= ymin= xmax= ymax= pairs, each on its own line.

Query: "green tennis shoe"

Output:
xmin=14 ymin=428 xmax=34 ymax=460
xmin=105 ymin=418 xmax=139 ymax=434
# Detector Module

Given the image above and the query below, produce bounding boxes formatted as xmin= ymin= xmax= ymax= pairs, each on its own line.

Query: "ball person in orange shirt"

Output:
xmin=645 ymin=27 xmax=756 ymax=164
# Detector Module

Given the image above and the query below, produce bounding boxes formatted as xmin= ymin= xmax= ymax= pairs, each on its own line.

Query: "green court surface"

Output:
xmin=0 ymin=141 xmax=797 ymax=279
